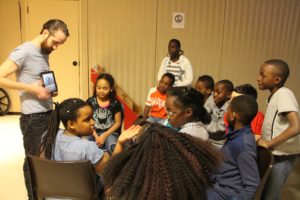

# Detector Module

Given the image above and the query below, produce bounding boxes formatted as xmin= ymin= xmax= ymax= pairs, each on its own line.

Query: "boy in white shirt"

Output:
xmin=257 ymin=59 xmax=300 ymax=199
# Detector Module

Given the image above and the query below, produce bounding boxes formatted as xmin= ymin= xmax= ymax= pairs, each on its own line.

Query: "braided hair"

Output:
xmin=167 ymin=86 xmax=211 ymax=124
xmin=103 ymin=123 xmax=222 ymax=200
xmin=39 ymin=98 xmax=89 ymax=159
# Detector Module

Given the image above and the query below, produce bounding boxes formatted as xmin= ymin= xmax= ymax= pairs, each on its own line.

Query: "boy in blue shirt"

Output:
xmin=207 ymin=95 xmax=260 ymax=199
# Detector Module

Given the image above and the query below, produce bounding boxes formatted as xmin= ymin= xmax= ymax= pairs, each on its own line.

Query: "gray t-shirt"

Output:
xmin=9 ymin=42 xmax=52 ymax=114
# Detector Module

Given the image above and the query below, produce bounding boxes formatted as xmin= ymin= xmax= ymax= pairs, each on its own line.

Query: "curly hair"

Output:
xmin=103 ymin=123 xmax=222 ymax=200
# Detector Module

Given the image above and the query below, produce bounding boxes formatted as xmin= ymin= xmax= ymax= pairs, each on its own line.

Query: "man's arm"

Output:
xmin=258 ymin=111 xmax=300 ymax=148
xmin=0 ymin=59 xmax=51 ymax=100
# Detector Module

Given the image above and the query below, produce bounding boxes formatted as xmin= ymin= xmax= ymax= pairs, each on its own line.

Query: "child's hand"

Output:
xmin=97 ymin=135 xmax=107 ymax=147
xmin=118 ymin=125 xmax=142 ymax=145
xmin=92 ymin=131 xmax=101 ymax=146
xmin=257 ymin=138 xmax=269 ymax=148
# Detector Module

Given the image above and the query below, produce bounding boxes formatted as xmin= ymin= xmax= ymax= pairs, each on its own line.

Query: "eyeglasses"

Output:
xmin=166 ymin=109 xmax=186 ymax=118
xmin=166 ymin=110 xmax=176 ymax=118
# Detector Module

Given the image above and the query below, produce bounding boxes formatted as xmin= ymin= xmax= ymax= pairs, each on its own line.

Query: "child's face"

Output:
xmin=158 ymin=76 xmax=173 ymax=94
xmin=213 ymin=83 xmax=230 ymax=107
xmin=257 ymin=64 xmax=278 ymax=91
xmin=168 ymin=41 xmax=180 ymax=58
xmin=195 ymin=81 xmax=211 ymax=97
xmin=96 ymin=79 xmax=112 ymax=99
xmin=71 ymin=105 xmax=94 ymax=136
xmin=165 ymin=96 xmax=188 ymax=128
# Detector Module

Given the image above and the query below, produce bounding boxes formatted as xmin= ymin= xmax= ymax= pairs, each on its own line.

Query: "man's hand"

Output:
xmin=34 ymin=85 xmax=51 ymax=100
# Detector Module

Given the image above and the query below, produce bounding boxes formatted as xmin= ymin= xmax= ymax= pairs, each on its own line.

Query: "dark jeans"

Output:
xmin=20 ymin=111 xmax=51 ymax=200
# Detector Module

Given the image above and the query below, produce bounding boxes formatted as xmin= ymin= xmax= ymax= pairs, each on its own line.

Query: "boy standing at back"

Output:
xmin=207 ymin=95 xmax=260 ymax=199
xmin=142 ymin=72 xmax=175 ymax=124
xmin=257 ymin=59 xmax=300 ymax=199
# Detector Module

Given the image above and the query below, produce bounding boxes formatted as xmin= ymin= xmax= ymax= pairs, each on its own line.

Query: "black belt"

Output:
xmin=274 ymin=154 xmax=300 ymax=162
xmin=21 ymin=110 xmax=52 ymax=118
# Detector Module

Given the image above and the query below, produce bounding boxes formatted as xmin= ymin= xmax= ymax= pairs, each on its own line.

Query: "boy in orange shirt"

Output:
xmin=142 ymin=73 xmax=175 ymax=124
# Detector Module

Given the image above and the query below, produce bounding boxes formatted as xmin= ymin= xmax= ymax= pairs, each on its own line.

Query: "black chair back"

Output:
xmin=27 ymin=155 xmax=99 ymax=200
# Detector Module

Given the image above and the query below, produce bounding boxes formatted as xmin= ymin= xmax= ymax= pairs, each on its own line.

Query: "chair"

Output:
xmin=253 ymin=146 xmax=274 ymax=200
xmin=26 ymin=155 xmax=100 ymax=200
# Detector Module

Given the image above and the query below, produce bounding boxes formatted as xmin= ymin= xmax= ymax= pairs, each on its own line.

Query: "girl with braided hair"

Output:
xmin=39 ymin=97 xmax=141 ymax=175
xmin=165 ymin=86 xmax=211 ymax=140
xmin=103 ymin=123 xmax=222 ymax=200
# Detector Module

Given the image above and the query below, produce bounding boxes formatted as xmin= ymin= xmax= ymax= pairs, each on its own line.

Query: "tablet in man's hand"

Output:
xmin=40 ymin=71 xmax=58 ymax=93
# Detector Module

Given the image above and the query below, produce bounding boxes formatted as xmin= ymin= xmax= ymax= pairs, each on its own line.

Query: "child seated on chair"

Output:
xmin=142 ymin=72 xmax=175 ymax=125
xmin=207 ymin=95 xmax=260 ymax=200
xmin=39 ymin=98 xmax=141 ymax=198
xmin=86 ymin=73 xmax=123 ymax=155
xmin=205 ymin=80 xmax=234 ymax=145
xmin=195 ymin=75 xmax=215 ymax=114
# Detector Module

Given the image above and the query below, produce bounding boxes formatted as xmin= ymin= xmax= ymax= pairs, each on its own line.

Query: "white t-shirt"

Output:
xmin=180 ymin=121 xmax=209 ymax=140
xmin=262 ymin=87 xmax=300 ymax=155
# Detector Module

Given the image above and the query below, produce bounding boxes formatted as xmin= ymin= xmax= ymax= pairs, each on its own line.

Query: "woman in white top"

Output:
xmin=157 ymin=39 xmax=193 ymax=86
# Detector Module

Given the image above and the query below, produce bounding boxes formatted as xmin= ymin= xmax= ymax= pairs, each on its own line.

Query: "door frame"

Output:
xmin=19 ymin=0 xmax=89 ymax=99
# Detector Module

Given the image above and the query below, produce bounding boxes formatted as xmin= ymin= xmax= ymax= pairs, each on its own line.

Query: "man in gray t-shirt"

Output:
xmin=0 ymin=19 xmax=69 ymax=200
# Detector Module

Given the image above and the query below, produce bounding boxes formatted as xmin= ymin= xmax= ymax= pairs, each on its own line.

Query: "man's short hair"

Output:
xmin=40 ymin=19 xmax=69 ymax=37
xmin=230 ymin=95 xmax=258 ymax=125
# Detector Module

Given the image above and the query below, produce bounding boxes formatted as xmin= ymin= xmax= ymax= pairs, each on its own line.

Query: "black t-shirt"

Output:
xmin=87 ymin=96 xmax=123 ymax=134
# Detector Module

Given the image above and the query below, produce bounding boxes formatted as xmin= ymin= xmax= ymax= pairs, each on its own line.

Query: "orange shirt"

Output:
xmin=145 ymin=87 xmax=167 ymax=119
xmin=224 ymin=111 xmax=264 ymax=135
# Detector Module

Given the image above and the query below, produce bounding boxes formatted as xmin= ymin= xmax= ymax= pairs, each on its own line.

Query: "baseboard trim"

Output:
xmin=7 ymin=112 xmax=22 ymax=115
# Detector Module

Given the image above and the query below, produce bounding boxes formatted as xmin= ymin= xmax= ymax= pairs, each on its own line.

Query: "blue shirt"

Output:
xmin=208 ymin=126 xmax=260 ymax=200
xmin=52 ymin=129 xmax=103 ymax=165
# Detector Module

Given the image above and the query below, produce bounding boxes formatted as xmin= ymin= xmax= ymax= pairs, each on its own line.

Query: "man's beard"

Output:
xmin=41 ymin=40 xmax=53 ymax=54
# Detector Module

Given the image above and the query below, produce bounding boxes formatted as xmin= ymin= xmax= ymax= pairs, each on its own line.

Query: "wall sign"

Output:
xmin=172 ymin=12 xmax=185 ymax=28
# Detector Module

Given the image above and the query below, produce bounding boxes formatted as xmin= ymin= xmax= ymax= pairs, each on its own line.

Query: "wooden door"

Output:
xmin=27 ymin=0 xmax=80 ymax=102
